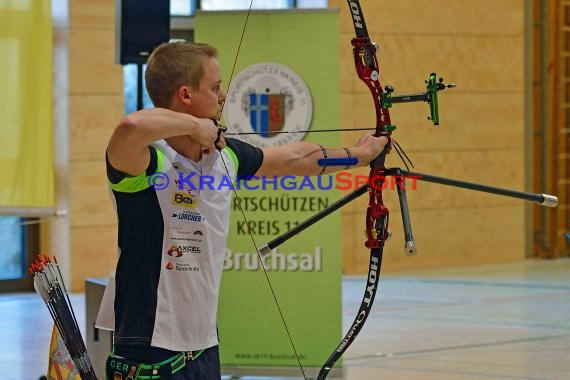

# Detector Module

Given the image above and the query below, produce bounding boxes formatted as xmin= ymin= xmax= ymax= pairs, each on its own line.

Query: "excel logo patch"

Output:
xmin=172 ymin=191 xmax=198 ymax=209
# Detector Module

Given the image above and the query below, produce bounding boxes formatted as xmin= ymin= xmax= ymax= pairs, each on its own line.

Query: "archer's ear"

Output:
xmin=176 ymin=85 xmax=192 ymax=106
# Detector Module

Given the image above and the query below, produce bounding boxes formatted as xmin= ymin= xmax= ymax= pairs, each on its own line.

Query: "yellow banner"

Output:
xmin=0 ymin=0 xmax=54 ymax=209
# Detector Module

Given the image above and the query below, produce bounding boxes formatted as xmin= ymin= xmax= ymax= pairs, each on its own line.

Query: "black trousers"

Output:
xmin=113 ymin=344 xmax=221 ymax=380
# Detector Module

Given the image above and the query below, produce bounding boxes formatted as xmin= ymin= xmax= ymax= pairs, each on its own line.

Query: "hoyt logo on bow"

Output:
xmin=348 ymin=0 xmax=364 ymax=30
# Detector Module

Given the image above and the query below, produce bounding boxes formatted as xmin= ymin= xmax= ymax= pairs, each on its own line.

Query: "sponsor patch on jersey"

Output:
xmin=171 ymin=211 xmax=204 ymax=222
xmin=171 ymin=191 xmax=198 ymax=209
xmin=167 ymin=246 xmax=183 ymax=257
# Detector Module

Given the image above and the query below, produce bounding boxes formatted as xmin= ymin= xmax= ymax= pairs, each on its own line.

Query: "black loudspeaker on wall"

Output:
xmin=115 ymin=0 xmax=171 ymax=65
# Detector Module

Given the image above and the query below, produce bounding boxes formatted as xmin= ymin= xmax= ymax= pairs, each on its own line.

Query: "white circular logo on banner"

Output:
xmin=223 ymin=62 xmax=313 ymax=147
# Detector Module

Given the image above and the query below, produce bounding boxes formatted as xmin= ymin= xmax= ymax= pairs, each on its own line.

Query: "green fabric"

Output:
xmin=108 ymin=172 xmax=150 ymax=193
xmin=224 ymin=146 xmax=239 ymax=179
xmin=109 ymin=149 xmax=166 ymax=193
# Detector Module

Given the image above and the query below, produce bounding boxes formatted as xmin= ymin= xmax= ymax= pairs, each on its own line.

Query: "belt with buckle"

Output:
xmin=107 ymin=349 xmax=204 ymax=380
xmin=171 ymin=350 xmax=204 ymax=374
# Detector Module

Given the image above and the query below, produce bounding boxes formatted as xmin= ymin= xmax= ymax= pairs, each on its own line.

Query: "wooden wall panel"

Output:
xmin=71 ymin=225 xmax=117 ymax=290
xmin=340 ymin=35 xmax=524 ymax=94
xmin=69 ymin=0 xmax=116 ymax=29
xmin=532 ymin=0 xmax=569 ymax=258
xmin=553 ymin=0 xmax=569 ymax=257
xmin=338 ymin=0 xmax=523 ymax=36
xmin=67 ymin=0 xmax=122 ymax=290
xmin=331 ymin=0 xmax=527 ymax=274
xmin=68 ymin=28 xmax=122 ymax=95
xmin=69 ymin=162 xmax=115 ymax=228
xmin=342 ymin=206 xmax=524 ymax=274
xmin=69 ymin=95 xmax=123 ymax=161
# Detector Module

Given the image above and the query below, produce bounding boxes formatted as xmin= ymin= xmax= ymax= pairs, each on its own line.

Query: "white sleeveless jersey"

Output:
xmin=104 ymin=139 xmax=261 ymax=352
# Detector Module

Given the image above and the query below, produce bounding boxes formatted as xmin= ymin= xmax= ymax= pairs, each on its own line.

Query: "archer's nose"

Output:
xmin=219 ymin=88 xmax=227 ymax=104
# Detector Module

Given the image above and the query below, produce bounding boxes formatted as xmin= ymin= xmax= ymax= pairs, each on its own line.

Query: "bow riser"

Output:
xmin=351 ymin=38 xmax=393 ymax=135
xmin=365 ymin=171 xmax=390 ymax=249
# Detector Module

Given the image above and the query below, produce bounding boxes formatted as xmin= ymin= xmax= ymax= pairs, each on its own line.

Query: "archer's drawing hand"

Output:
xmin=190 ymin=118 xmax=225 ymax=154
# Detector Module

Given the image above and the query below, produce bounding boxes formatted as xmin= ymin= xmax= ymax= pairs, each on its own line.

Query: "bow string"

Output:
xmin=214 ymin=1 xmax=309 ymax=379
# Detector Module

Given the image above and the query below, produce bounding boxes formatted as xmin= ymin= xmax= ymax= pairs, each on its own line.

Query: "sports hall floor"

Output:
xmin=1 ymin=258 xmax=569 ymax=379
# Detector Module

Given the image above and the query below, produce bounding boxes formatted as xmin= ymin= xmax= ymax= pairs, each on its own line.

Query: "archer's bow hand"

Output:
xmin=354 ymin=134 xmax=390 ymax=166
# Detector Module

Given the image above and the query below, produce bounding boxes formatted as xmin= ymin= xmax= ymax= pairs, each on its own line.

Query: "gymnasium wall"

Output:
xmin=57 ymin=0 xmax=527 ymax=289
xmin=331 ymin=0 xmax=527 ymax=273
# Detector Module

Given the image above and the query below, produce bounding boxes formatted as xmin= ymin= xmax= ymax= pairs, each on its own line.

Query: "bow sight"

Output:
xmin=380 ymin=73 xmax=456 ymax=125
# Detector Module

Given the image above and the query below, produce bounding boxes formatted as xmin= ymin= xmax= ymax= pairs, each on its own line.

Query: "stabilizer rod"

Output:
xmin=392 ymin=169 xmax=558 ymax=207
xmin=257 ymin=184 xmax=368 ymax=256
xmin=257 ymin=169 xmax=558 ymax=256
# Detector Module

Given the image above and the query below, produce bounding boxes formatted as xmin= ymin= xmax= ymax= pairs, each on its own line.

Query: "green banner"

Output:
xmin=195 ymin=9 xmax=342 ymax=373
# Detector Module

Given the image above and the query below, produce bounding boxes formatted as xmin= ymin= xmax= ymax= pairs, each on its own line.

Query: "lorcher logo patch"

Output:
xmin=172 ymin=191 xmax=198 ymax=209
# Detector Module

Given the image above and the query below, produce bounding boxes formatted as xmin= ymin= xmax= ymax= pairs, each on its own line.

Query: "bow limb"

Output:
xmin=318 ymin=1 xmax=392 ymax=378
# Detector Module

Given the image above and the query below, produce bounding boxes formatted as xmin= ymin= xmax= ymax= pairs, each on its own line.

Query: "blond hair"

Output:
xmin=145 ymin=41 xmax=219 ymax=108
